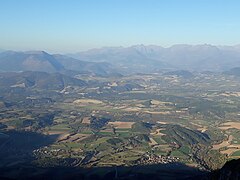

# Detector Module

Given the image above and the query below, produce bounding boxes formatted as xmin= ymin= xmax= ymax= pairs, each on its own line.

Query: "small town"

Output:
xmin=138 ymin=153 xmax=179 ymax=165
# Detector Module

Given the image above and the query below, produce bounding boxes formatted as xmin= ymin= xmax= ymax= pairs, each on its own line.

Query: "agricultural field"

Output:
xmin=1 ymin=71 xmax=240 ymax=176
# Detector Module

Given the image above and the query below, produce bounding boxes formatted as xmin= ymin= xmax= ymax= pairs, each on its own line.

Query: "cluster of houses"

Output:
xmin=138 ymin=153 xmax=179 ymax=165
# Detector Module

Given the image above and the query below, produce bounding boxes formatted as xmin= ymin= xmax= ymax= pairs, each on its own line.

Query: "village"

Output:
xmin=137 ymin=153 xmax=179 ymax=165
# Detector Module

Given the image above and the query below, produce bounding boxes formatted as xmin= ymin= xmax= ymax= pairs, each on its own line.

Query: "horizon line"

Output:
xmin=1 ymin=43 xmax=240 ymax=54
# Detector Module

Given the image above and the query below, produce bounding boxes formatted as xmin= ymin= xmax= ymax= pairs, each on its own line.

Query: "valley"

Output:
xmin=1 ymin=70 xmax=240 ymax=179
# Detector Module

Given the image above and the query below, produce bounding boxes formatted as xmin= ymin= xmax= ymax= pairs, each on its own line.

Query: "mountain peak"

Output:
xmin=0 ymin=51 xmax=64 ymax=72
xmin=24 ymin=51 xmax=48 ymax=55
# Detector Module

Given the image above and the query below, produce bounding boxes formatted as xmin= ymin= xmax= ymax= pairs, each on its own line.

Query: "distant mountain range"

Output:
xmin=0 ymin=51 xmax=116 ymax=76
xmin=68 ymin=46 xmax=171 ymax=73
xmin=1 ymin=44 xmax=240 ymax=74
xmin=69 ymin=44 xmax=240 ymax=72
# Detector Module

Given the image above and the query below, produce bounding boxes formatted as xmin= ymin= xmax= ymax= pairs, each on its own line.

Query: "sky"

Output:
xmin=1 ymin=0 xmax=240 ymax=53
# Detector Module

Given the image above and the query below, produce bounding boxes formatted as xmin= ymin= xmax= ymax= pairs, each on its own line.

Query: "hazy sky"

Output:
xmin=1 ymin=0 xmax=240 ymax=53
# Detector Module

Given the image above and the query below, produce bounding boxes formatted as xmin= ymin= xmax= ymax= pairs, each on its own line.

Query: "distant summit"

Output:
xmin=0 ymin=51 xmax=64 ymax=72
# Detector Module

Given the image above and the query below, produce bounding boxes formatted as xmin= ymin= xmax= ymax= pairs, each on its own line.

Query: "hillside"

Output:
xmin=0 ymin=51 xmax=64 ymax=72
xmin=224 ymin=67 xmax=240 ymax=76
xmin=0 ymin=71 xmax=87 ymax=90
xmin=208 ymin=159 xmax=240 ymax=180
xmin=53 ymin=54 xmax=115 ymax=76
xmin=0 ymin=51 xmax=115 ymax=76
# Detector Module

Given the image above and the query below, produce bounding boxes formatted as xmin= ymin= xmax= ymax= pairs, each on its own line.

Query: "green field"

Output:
xmin=231 ymin=150 xmax=240 ymax=156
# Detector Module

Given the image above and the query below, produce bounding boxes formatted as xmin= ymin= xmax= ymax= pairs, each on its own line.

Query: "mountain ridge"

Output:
xmin=2 ymin=44 xmax=240 ymax=74
xmin=0 ymin=51 xmax=115 ymax=76
xmin=69 ymin=44 xmax=240 ymax=72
